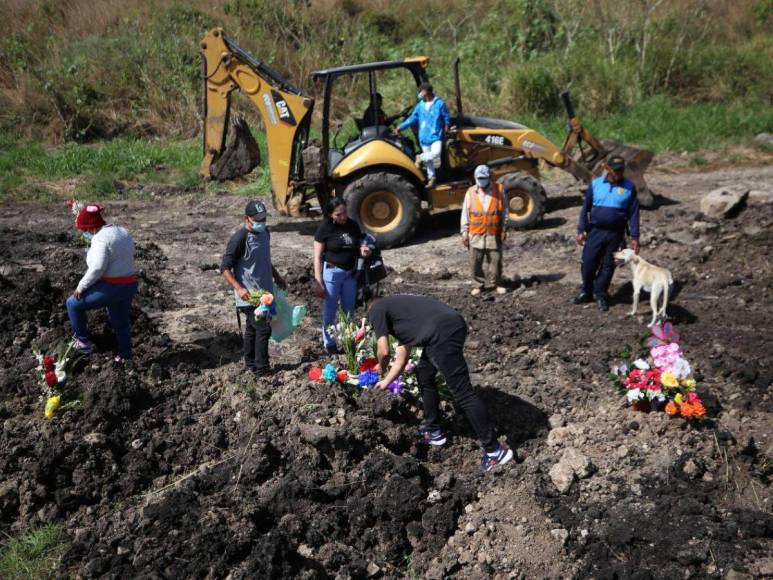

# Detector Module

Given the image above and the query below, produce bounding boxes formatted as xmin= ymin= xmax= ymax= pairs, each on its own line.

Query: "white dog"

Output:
xmin=614 ymin=248 xmax=674 ymax=327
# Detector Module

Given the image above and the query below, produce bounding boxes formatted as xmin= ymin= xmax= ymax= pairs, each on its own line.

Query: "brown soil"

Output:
xmin=0 ymin=164 xmax=771 ymax=579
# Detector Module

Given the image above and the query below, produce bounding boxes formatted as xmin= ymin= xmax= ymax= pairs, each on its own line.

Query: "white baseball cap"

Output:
xmin=474 ymin=165 xmax=490 ymax=179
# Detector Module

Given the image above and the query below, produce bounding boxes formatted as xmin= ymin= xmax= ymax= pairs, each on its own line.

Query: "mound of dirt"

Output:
xmin=0 ymin=195 xmax=771 ymax=579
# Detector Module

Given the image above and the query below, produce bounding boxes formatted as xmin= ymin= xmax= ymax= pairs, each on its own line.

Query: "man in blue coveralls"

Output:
xmin=395 ymin=82 xmax=451 ymax=188
xmin=574 ymin=155 xmax=640 ymax=312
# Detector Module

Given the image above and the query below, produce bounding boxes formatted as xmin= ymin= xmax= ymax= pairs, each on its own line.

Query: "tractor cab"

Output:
xmin=311 ymin=58 xmax=431 ymax=178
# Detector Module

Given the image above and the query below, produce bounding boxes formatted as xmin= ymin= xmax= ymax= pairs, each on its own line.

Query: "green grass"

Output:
xmin=0 ymin=97 xmax=769 ymax=203
xmin=0 ymin=128 xmax=275 ymax=202
xmin=518 ymin=97 xmax=773 ymax=153
xmin=0 ymin=524 xmax=68 ymax=580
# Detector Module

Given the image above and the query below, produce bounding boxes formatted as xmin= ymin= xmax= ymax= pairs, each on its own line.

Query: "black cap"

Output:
xmin=607 ymin=155 xmax=626 ymax=171
xmin=418 ymin=82 xmax=433 ymax=94
xmin=245 ymin=200 xmax=267 ymax=221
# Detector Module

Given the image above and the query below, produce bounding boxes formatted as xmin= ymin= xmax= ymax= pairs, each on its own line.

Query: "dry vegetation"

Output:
xmin=1 ymin=0 xmax=771 ymax=143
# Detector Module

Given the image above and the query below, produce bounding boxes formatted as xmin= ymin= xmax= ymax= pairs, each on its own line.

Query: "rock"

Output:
xmin=753 ymin=557 xmax=773 ymax=577
xmin=464 ymin=522 xmax=477 ymax=534
xmin=691 ymin=221 xmax=720 ymax=234
xmin=549 ymin=461 xmax=575 ymax=494
xmin=297 ymin=544 xmax=314 ymax=558
xmin=435 ymin=473 xmax=454 ymax=490
xmin=683 ymin=458 xmax=703 ymax=479
xmin=427 ymin=490 xmax=442 ymax=504
xmin=548 ymin=414 xmax=566 ymax=429
xmin=547 ymin=426 xmax=572 ymax=447
xmin=666 ymin=230 xmax=700 ymax=245
xmin=724 ymin=569 xmax=751 ymax=580
xmin=561 ymin=447 xmax=595 ymax=479
xmin=550 ymin=528 xmax=569 ymax=545
xmin=131 ymin=439 xmax=143 ymax=449
xmin=754 ymin=132 xmax=773 ymax=147
xmin=366 ymin=561 xmax=381 ymax=577
xmin=749 ymin=189 xmax=773 ymax=205
xmin=83 ymin=432 xmax=107 ymax=447
xmin=700 ymin=186 xmax=749 ymax=219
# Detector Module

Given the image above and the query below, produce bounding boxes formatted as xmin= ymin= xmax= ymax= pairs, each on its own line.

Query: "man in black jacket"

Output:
xmin=368 ymin=294 xmax=513 ymax=473
xmin=221 ymin=200 xmax=286 ymax=376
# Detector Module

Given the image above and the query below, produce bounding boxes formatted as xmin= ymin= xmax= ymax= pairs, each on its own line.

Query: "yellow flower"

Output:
xmin=44 ymin=395 xmax=61 ymax=419
xmin=661 ymin=372 xmax=679 ymax=388
xmin=674 ymin=393 xmax=684 ymax=404
xmin=682 ymin=378 xmax=696 ymax=389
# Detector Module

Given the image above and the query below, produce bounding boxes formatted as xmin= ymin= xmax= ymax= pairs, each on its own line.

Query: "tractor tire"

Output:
xmin=343 ymin=172 xmax=421 ymax=248
xmin=500 ymin=172 xmax=547 ymax=229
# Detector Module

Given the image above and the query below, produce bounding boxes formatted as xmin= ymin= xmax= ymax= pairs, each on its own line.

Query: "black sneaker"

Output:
xmin=573 ymin=292 xmax=593 ymax=305
xmin=480 ymin=444 xmax=514 ymax=473
xmin=418 ymin=429 xmax=447 ymax=447
xmin=597 ymin=297 xmax=609 ymax=312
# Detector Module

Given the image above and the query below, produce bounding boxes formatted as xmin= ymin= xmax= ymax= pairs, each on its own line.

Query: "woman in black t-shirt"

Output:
xmin=314 ymin=198 xmax=371 ymax=353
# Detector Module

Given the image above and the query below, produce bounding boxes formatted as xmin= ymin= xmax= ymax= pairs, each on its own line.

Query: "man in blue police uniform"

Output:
xmin=574 ymin=155 xmax=640 ymax=312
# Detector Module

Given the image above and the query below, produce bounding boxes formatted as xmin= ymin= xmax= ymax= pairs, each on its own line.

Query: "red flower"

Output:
xmin=337 ymin=370 xmax=348 ymax=382
xmin=308 ymin=367 xmax=323 ymax=382
xmin=66 ymin=199 xmax=74 ymax=208
xmin=43 ymin=355 xmax=55 ymax=371
xmin=44 ymin=371 xmax=58 ymax=387
xmin=359 ymin=357 xmax=378 ymax=372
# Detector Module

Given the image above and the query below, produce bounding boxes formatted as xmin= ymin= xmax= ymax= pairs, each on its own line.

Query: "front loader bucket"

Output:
xmin=560 ymin=91 xmax=657 ymax=208
xmin=597 ymin=140 xmax=656 ymax=208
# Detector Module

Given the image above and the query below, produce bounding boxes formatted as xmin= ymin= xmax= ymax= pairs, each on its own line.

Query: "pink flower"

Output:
xmin=687 ymin=392 xmax=702 ymax=404
xmin=355 ymin=327 xmax=366 ymax=343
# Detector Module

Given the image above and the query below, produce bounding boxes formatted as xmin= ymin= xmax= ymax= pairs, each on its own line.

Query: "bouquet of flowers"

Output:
xmin=247 ymin=289 xmax=277 ymax=320
xmin=327 ymin=310 xmax=371 ymax=374
xmin=34 ymin=340 xmax=82 ymax=419
xmin=611 ymin=322 xmax=706 ymax=418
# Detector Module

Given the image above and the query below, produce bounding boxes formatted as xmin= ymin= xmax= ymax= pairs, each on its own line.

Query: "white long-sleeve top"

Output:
xmin=460 ymin=186 xmax=508 ymax=250
xmin=77 ymin=224 xmax=136 ymax=292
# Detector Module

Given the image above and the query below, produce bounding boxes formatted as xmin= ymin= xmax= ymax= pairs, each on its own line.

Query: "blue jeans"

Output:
xmin=66 ymin=281 xmax=138 ymax=358
xmin=322 ymin=263 xmax=357 ymax=349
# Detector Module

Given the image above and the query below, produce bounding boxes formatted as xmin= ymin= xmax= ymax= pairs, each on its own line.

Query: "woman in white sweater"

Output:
xmin=66 ymin=204 xmax=138 ymax=362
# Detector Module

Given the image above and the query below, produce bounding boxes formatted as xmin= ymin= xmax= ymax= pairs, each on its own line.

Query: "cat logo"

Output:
xmin=271 ymin=90 xmax=297 ymax=126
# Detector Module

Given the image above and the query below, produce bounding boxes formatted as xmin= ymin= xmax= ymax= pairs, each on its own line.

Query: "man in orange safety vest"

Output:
xmin=460 ymin=165 xmax=508 ymax=296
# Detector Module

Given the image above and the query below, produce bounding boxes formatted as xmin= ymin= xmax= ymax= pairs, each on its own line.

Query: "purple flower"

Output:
xmin=358 ymin=370 xmax=379 ymax=389
xmin=387 ymin=378 xmax=405 ymax=395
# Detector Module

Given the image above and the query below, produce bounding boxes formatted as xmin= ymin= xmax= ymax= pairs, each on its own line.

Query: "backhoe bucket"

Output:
xmin=209 ymin=115 xmax=261 ymax=181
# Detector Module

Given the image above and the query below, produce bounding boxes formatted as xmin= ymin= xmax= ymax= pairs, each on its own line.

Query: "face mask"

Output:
xmin=476 ymin=179 xmax=490 ymax=189
xmin=250 ymin=222 xmax=267 ymax=233
xmin=82 ymin=232 xmax=94 ymax=243
xmin=418 ymin=91 xmax=424 ymax=100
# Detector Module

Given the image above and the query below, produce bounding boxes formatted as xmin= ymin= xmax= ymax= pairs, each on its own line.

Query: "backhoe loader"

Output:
xmin=200 ymin=28 xmax=654 ymax=248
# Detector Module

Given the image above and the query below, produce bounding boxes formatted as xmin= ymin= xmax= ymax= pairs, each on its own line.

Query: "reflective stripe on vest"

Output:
xmin=467 ymin=184 xmax=504 ymax=236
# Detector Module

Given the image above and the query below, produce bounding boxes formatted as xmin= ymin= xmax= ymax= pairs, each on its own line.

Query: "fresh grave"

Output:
xmin=307 ymin=310 xmax=444 ymax=398
xmin=611 ymin=322 xmax=707 ymax=417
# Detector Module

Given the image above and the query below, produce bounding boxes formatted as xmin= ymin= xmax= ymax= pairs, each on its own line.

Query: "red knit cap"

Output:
xmin=75 ymin=204 xmax=106 ymax=231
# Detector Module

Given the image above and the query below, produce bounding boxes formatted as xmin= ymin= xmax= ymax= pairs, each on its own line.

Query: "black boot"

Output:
xmin=597 ymin=296 xmax=609 ymax=311
xmin=573 ymin=292 xmax=593 ymax=305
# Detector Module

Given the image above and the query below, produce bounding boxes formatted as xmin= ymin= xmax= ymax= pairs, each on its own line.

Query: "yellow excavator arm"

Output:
xmin=200 ymin=28 xmax=314 ymax=214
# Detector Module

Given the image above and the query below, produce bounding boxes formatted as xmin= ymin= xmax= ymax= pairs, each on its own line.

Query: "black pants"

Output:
xmin=241 ymin=307 xmax=271 ymax=375
xmin=581 ymin=228 xmax=624 ymax=298
xmin=415 ymin=322 xmax=498 ymax=452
